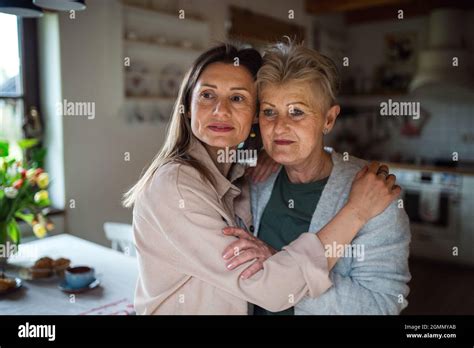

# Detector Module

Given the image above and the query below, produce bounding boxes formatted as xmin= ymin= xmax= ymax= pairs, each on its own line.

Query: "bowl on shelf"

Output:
xmin=159 ymin=64 xmax=184 ymax=97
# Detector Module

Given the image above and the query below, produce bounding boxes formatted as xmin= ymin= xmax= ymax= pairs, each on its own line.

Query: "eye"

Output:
xmin=200 ymin=91 xmax=215 ymax=99
xmin=230 ymin=95 xmax=245 ymax=103
xmin=262 ymin=109 xmax=276 ymax=117
xmin=289 ymin=108 xmax=304 ymax=117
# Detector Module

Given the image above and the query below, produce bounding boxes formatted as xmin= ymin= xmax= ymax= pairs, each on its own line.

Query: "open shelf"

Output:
xmin=121 ymin=1 xmax=210 ymax=123
xmin=124 ymin=37 xmax=203 ymax=53
xmin=125 ymin=94 xmax=175 ymax=101
xmin=122 ymin=3 xmax=207 ymax=25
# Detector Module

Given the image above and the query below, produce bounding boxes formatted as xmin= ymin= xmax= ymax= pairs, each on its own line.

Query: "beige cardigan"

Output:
xmin=132 ymin=137 xmax=332 ymax=314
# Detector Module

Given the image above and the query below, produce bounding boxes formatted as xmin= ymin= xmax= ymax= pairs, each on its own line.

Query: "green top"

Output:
xmin=254 ymin=169 xmax=328 ymax=316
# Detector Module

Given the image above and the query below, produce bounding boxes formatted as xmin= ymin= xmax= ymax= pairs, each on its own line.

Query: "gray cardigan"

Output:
xmin=250 ymin=149 xmax=411 ymax=314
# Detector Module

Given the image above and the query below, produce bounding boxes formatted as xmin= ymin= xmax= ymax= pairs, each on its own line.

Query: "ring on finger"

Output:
xmin=377 ymin=169 xmax=389 ymax=178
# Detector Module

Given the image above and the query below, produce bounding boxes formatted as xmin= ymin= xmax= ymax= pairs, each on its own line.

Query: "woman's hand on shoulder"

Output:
xmin=346 ymin=162 xmax=401 ymax=224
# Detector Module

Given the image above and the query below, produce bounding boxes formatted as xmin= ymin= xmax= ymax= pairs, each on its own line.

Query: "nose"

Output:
xmin=273 ymin=115 xmax=289 ymax=135
xmin=212 ymin=98 xmax=231 ymax=118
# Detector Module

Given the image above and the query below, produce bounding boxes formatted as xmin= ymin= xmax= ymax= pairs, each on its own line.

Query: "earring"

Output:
xmin=323 ymin=128 xmax=329 ymax=135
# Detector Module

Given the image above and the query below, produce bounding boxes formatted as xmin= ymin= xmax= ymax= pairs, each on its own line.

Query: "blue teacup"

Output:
xmin=65 ymin=266 xmax=95 ymax=289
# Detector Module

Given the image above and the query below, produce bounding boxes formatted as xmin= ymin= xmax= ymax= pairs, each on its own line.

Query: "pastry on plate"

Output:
xmin=30 ymin=256 xmax=54 ymax=279
xmin=52 ymin=257 xmax=71 ymax=276
xmin=24 ymin=256 xmax=72 ymax=279
xmin=33 ymin=256 xmax=53 ymax=269
xmin=0 ymin=277 xmax=17 ymax=292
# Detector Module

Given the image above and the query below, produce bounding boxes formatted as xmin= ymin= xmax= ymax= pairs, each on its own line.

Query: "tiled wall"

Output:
xmin=385 ymin=87 xmax=474 ymax=163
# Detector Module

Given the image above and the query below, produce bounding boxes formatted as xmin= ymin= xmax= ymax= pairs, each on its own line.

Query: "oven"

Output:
xmin=391 ymin=169 xmax=463 ymax=243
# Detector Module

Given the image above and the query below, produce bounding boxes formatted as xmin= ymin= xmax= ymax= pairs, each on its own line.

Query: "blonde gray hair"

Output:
xmin=257 ymin=39 xmax=340 ymax=112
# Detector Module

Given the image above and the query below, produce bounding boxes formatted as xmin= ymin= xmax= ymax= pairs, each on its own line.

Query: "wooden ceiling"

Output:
xmin=228 ymin=6 xmax=305 ymax=46
xmin=305 ymin=0 xmax=474 ymax=24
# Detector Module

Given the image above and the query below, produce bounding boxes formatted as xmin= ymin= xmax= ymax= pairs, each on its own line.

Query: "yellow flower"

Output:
xmin=37 ymin=173 xmax=49 ymax=189
xmin=33 ymin=224 xmax=47 ymax=238
xmin=34 ymin=190 xmax=49 ymax=203
xmin=26 ymin=169 xmax=36 ymax=180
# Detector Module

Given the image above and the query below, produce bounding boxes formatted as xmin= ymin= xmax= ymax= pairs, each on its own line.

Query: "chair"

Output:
xmin=103 ymin=222 xmax=136 ymax=257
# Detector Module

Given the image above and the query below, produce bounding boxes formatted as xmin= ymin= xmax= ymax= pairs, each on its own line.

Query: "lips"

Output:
xmin=208 ymin=123 xmax=234 ymax=133
xmin=274 ymin=139 xmax=295 ymax=145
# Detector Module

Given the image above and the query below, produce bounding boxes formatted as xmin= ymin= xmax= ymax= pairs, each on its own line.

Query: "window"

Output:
xmin=0 ymin=13 xmax=41 ymax=158
xmin=0 ymin=13 xmax=23 ymax=142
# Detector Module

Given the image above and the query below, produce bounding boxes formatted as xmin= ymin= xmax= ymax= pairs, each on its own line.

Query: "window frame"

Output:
xmin=0 ymin=17 xmax=42 ymax=139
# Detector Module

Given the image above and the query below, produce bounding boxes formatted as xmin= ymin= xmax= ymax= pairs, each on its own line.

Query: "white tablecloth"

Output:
xmin=0 ymin=234 xmax=138 ymax=315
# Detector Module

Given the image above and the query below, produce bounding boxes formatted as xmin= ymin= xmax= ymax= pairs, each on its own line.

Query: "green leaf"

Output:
xmin=17 ymin=138 xmax=39 ymax=150
xmin=7 ymin=219 xmax=21 ymax=245
xmin=0 ymin=141 xmax=9 ymax=157
xmin=14 ymin=211 xmax=35 ymax=225
xmin=38 ymin=198 xmax=51 ymax=207
xmin=30 ymin=147 xmax=47 ymax=168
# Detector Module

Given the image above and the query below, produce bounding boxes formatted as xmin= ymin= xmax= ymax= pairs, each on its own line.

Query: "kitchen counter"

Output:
xmin=382 ymin=162 xmax=474 ymax=175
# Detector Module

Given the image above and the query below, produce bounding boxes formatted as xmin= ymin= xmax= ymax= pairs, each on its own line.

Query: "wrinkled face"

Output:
xmin=190 ymin=62 xmax=257 ymax=148
xmin=259 ymin=81 xmax=328 ymax=166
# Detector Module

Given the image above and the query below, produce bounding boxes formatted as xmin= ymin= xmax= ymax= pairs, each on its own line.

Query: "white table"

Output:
xmin=0 ymin=234 xmax=138 ymax=315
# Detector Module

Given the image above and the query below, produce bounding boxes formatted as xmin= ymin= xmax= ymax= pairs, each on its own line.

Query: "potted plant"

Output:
xmin=0 ymin=139 xmax=54 ymax=266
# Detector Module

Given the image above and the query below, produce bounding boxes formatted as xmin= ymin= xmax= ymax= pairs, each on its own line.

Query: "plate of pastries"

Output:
xmin=0 ymin=276 xmax=22 ymax=295
xmin=19 ymin=256 xmax=71 ymax=280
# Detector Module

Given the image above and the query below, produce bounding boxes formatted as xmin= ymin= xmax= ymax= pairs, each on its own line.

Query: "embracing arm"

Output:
xmin=223 ymin=162 xmax=400 ymax=275
xmin=223 ymin=203 xmax=367 ymax=276
xmin=296 ymin=201 xmax=411 ymax=315
xmin=134 ymin=164 xmax=332 ymax=313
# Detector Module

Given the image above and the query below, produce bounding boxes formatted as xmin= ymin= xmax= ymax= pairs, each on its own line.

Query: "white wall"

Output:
xmin=58 ymin=0 xmax=167 ymax=245
xmin=54 ymin=0 xmax=313 ymax=246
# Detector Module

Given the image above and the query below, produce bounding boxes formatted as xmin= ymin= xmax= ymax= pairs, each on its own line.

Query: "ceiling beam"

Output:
xmin=306 ymin=0 xmax=474 ymax=25
xmin=305 ymin=0 xmax=411 ymax=14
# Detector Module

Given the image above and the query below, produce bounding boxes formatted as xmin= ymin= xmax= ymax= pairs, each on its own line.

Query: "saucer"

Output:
xmin=0 ymin=277 xmax=22 ymax=295
xmin=58 ymin=278 xmax=100 ymax=294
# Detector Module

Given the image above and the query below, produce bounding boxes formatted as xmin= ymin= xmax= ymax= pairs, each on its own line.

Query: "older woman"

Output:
xmin=124 ymin=43 xmax=400 ymax=315
xmin=222 ymin=41 xmax=411 ymax=315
